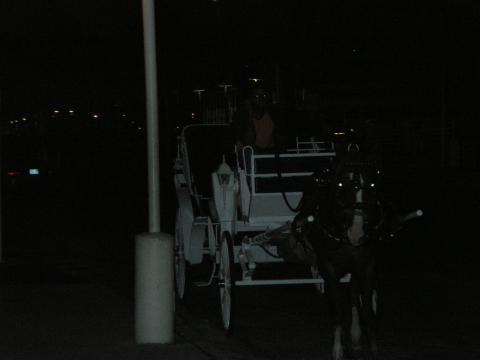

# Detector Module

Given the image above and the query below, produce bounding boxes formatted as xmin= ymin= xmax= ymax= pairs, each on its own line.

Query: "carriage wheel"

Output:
xmin=174 ymin=210 xmax=187 ymax=300
xmin=218 ymin=231 xmax=235 ymax=335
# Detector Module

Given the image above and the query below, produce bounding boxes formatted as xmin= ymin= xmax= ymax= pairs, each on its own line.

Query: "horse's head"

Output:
xmin=331 ymin=157 xmax=381 ymax=247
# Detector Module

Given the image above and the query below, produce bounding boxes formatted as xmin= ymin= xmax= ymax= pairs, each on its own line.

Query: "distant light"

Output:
xmin=338 ymin=182 xmax=343 ymax=187
xmin=22 ymin=117 xmax=27 ymax=121
xmin=7 ymin=171 xmax=19 ymax=176
xmin=193 ymin=89 xmax=206 ymax=101
xmin=352 ymin=48 xmax=357 ymax=53
xmin=29 ymin=168 xmax=40 ymax=175
xmin=92 ymin=114 xmax=99 ymax=119
xmin=69 ymin=110 xmax=74 ymax=114
xmin=9 ymin=121 xmax=14 ymax=125
xmin=218 ymin=84 xmax=233 ymax=94
xmin=191 ymin=112 xmax=195 ymax=118
xmin=53 ymin=110 xmax=60 ymax=114
xmin=138 ymin=127 xmax=143 ymax=130
xmin=121 ymin=113 xmax=126 ymax=117
xmin=334 ymin=132 xmax=345 ymax=136
xmin=248 ymin=78 xmax=262 ymax=83
xmin=14 ymin=119 xmax=19 ymax=124
xmin=370 ymin=183 xmax=375 ymax=188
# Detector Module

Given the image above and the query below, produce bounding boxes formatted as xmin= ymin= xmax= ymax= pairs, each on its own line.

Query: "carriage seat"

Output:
xmin=239 ymin=146 xmax=335 ymax=223
xmin=182 ymin=124 xmax=235 ymax=216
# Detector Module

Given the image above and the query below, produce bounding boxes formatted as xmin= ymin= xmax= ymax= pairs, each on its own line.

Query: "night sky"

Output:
xmin=1 ymin=1 xmax=479 ymax=120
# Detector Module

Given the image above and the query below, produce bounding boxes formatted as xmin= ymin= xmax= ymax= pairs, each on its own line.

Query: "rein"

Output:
xmin=274 ymin=150 xmax=302 ymax=213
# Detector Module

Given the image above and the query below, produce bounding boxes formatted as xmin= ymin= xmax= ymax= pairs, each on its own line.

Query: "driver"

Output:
xmin=232 ymin=84 xmax=285 ymax=153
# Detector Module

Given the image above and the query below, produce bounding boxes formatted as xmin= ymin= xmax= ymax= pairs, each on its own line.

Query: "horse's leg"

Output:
xmin=350 ymin=275 xmax=362 ymax=355
xmin=359 ymin=264 xmax=378 ymax=360
xmin=324 ymin=264 xmax=344 ymax=360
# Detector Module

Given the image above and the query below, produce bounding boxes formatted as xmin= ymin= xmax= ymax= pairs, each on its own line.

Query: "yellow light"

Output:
xmin=218 ymin=84 xmax=233 ymax=94
xmin=334 ymin=132 xmax=346 ymax=136
xmin=92 ymin=114 xmax=99 ymax=119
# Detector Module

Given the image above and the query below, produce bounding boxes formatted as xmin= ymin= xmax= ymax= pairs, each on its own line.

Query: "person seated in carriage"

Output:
xmin=232 ymin=83 xmax=286 ymax=153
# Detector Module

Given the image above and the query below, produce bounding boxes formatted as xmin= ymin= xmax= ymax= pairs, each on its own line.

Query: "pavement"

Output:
xmin=0 ymin=257 xmax=260 ymax=360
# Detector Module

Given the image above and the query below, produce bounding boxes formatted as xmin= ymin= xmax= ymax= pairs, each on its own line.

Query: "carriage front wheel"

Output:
xmin=218 ymin=231 xmax=235 ymax=335
xmin=174 ymin=210 xmax=187 ymax=300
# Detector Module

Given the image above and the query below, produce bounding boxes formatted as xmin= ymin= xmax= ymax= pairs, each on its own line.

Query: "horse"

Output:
xmin=293 ymin=147 xmax=386 ymax=360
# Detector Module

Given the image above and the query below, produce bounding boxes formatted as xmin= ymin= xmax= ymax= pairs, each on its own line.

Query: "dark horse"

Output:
xmin=293 ymin=146 xmax=387 ymax=360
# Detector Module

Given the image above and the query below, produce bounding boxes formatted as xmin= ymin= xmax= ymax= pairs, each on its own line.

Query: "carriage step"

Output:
xmin=193 ymin=216 xmax=210 ymax=225
xmin=235 ymin=274 xmax=350 ymax=286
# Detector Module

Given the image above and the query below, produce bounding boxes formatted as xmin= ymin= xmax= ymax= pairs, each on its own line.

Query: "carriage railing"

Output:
xmin=238 ymin=140 xmax=335 ymax=223
xmin=288 ymin=137 xmax=336 ymax=154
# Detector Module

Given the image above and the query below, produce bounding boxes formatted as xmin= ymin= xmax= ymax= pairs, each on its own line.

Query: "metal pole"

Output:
xmin=0 ymin=89 xmax=3 ymax=263
xmin=135 ymin=0 xmax=174 ymax=344
xmin=0 ymin=87 xmax=3 ymax=262
xmin=143 ymin=0 xmax=160 ymax=233
xmin=0 ymin=143 xmax=2 ymax=263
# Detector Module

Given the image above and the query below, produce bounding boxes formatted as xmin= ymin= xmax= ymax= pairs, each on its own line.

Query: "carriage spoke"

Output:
xmin=218 ymin=231 xmax=234 ymax=333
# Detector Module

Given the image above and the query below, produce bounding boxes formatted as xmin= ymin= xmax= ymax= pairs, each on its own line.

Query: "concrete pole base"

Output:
xmin=135 ymin=232 xmax=174 ymax=344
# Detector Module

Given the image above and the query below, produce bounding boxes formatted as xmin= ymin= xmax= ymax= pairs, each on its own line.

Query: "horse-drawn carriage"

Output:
xmin=174 ymin=123 xmax=351 ymax=333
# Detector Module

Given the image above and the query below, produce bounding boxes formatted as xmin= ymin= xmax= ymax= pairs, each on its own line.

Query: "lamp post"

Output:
xmin=135 ymin=0 xmax=174 ymax=344
xmin=219 ymin=84 xmax=232 ymax=123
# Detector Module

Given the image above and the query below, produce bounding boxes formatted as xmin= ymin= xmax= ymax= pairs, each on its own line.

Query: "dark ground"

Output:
xmin=1 ymin=167 xmax=479 ymax=359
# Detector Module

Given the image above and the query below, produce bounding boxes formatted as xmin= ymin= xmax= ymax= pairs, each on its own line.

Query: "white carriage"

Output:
xmin=174 ymin=123 xmax=350 ymax=333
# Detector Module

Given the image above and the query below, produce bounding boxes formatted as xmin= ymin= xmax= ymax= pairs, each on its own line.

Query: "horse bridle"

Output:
xmin=304 ymin=167 xmax=379 ymax=248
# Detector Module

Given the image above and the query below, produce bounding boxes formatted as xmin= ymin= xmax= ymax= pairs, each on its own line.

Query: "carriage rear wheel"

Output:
xmin=218 ymin=231 xmax=235 ymax=335
xmin=175 ymin=210 xmax=187 ymax=300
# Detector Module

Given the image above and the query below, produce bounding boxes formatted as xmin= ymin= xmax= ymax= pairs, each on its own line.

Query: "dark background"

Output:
xmin=0 ymin=0 xmax=479 ymax=270
xmin=0 ymin=2 xmax=479 ymax=358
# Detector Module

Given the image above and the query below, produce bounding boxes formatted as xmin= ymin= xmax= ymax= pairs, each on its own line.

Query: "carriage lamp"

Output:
xmin=216 ymin=155 xmax=233 ymax=187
